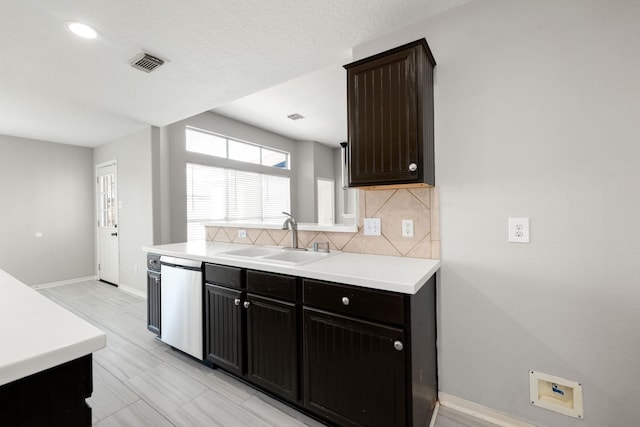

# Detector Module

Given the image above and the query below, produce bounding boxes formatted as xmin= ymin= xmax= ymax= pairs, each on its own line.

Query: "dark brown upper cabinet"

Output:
xmin=344 ymin=39 xmax=436 ymax=188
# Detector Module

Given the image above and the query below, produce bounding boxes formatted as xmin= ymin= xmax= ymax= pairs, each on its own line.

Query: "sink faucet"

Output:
xmin=281 ymin=211 xmax=304 ymax=250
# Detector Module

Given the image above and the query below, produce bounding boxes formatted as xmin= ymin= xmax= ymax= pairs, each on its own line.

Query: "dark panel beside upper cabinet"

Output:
xmin=344 ymin=39 xmax=436 ymax=188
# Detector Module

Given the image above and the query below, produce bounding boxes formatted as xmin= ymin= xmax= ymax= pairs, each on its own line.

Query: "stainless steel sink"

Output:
xmin=219 ymin=246 xmax=335 ymax=266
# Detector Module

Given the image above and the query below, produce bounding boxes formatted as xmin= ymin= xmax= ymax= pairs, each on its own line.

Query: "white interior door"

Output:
xmin=96 ymin=162 xmax=119 ymax=285
xmin=317 ymin=178 xmax=335 ymax=225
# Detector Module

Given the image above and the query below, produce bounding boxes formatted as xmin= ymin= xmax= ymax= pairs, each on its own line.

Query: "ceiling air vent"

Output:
xmin=130 ymin=52 xmax=165 ymax=73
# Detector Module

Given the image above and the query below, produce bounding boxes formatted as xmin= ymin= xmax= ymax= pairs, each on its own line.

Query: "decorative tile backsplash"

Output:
xmin=205 ymin=187 xmax=440 ymax=259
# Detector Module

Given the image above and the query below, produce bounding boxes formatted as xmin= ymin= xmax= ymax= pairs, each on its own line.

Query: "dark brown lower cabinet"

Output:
xmin=204 ymin=283 xmax=244 ymax=376
xmin=246 ymin=293 xmax=298 ymax=401
xmin=303 ymin=308 xmax=406 ymax=427
xmin=0 ymin=354 xmax=93 ymax=427
xmin=202 ymin=263 xmax=438 ymax=427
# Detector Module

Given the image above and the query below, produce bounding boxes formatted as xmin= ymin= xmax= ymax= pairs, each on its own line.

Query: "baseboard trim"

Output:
xmin=428 ymin=401 xmax=440 ymax=427
xmin=438 ymin=393 xmax=534 ymax=427
xmin=31 ymin=276 xmax=98 ymax=289
xmin=117 ymin=284 xmax=146 ymax=299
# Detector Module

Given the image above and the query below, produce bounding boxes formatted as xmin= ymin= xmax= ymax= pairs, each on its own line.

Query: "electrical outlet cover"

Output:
xmin=508 ymin=218 xmax=530 ymax=243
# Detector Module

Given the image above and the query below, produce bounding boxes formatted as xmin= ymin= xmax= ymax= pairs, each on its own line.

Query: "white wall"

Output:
xmin=94 ymin=127 xmax=155 ymax=293
xmin=355 ymin=1 xmax=640 ymax=426
xmin=0 ymin=135 xmax=94 ymax=285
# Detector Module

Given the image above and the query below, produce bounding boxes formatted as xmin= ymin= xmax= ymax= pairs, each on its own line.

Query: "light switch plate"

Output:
xmin=363 ymin=218 xmax=381 ymax=236
xmin=508 ymin=218 xmax=530 ymax=243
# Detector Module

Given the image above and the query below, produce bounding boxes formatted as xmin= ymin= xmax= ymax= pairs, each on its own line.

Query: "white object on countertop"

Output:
xmin=143 ymin=241 xmax=440 ymax=294
xmin=0 ymin=269 xmax=106 ymax=386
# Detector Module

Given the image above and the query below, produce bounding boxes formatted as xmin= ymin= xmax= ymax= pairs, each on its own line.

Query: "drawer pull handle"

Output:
xmin=234 ymin=298 xmax=241 ymax=306
xmin=394 ymin=341 xmax=404 ymax=351
xmin=409 ymin=163 xmax=418 ymax=172
xmin=243 ymin=301 xmax=251 ymax=309
xmin=341 ymin=297 xmax=350 ymax=306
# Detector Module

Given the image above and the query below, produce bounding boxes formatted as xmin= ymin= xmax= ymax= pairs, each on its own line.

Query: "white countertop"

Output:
xmin=0 ymin=269 xmax=106 ymax=386
xmin=143 ymin=241 xmax=440 ymax=294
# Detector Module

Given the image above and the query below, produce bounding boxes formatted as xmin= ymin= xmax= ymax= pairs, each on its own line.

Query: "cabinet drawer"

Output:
xmin=247 ymin=270 xmax=297 ymax=302
xmin=205 ymin=263 xmax=244 ymax=289
xmin=303 ymin=279 xmax=405 ymax=325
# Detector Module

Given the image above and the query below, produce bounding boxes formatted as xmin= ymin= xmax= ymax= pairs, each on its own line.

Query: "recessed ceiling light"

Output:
xmin=65 ymin=21 xmax=98 ymax=39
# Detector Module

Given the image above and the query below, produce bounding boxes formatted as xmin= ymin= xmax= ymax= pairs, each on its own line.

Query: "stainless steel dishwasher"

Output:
xmin=159 ymin=256 xmax=203 ymax=360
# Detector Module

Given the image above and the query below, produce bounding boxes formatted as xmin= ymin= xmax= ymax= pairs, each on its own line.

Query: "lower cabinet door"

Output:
xmin=303 ymin=308 xmax=406 ymax=427
xmin=205 ymin=283 xmax=244 ymax=376
xmin=246 ymin=294 xmax=298 ymax=402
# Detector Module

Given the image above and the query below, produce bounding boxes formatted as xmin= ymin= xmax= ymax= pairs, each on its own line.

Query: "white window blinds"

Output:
xmin=186 ymin=163 xmax=290 ymax=241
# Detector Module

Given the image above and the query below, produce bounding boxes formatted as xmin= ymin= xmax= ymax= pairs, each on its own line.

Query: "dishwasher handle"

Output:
xmin=160 ymin=256 xmax=202 ymax=271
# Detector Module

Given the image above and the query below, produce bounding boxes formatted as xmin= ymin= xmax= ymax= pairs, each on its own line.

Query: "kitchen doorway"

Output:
xmin=96 ymin=161 xmax=119 ymax=286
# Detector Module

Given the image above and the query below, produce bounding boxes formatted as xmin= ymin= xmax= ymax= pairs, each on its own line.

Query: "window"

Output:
xmin=185 ymin=127 xmax=292 ymax=241
xmin=186 ymin=163 xmax=290 ymax=241
xmin=186 ymin=127 xmax=289 ymax=169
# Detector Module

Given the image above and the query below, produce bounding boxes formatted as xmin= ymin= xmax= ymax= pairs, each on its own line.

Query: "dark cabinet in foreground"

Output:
xmin=344 ymin=38 xmax=436 ymax=188
xmin=0 ymin=355 xmax=93 ymax=427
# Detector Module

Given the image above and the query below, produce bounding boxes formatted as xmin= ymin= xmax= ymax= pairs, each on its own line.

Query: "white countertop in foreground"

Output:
xmin=0 ymin=269 xmax=106 ymax=386
xmin=143 ymin=241 xmax=440 ymax=294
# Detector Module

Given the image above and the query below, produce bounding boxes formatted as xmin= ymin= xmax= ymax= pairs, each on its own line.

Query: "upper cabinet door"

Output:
xmin=344 ymin=39 xmax=436 ymax=188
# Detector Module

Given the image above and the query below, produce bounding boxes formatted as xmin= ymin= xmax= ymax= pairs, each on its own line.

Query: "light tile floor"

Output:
xmin=39 ymin=280 xmax=495 ymax=427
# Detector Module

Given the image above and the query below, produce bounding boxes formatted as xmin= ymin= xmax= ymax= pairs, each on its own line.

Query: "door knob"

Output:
xmin=341 ymin=297 xmax=350 ymax=305
xmin=393 ymin=341 xmax=404 ymax=351
xmin=243 ymin=301 xmax=251 ymax=309
xmin=408 ymin=163 xmax=418 ymax=172
xmin=234 ymin=298 xmax=241 ymax=306
xmin=111 ymin=232 xmax=118 ymax=236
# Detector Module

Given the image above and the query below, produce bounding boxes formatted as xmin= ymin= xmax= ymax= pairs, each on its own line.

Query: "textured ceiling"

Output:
xmin=0 ymin=0 xmax=470 ymax=147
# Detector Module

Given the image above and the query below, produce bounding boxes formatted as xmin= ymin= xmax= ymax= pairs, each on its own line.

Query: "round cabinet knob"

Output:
xmin=243 ymin=301 xmax=251 ymax=309
xmin=393 ymin=341 xmax=404 ymax=351
xmin=234 ymin=298 xmax=241 ymax=306
xmin=408 ymin=163 xmax=418 ymax=172
xmin=341 ymin=297 xmax=350 ymax=306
